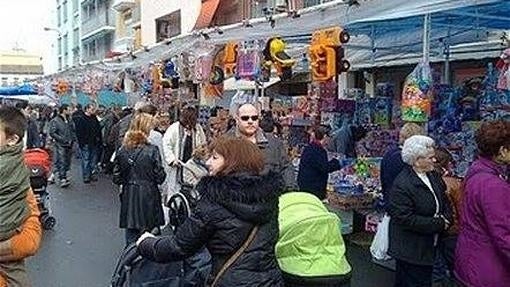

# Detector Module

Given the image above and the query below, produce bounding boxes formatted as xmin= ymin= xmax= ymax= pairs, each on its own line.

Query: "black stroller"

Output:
xmin=24 ymin=148 xmax=57 ymax=230
xmin=111 ymin=165 xmax=211 ymax=287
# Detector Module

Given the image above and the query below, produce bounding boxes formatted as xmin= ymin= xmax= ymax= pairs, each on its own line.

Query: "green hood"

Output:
xmin=0 ymin=143 xmax=30 ymax=240
xmin=276 ymin=192 xmax=351 ymax=277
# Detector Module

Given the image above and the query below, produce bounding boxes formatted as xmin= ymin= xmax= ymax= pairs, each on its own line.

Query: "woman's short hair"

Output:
xmin=179 ymin=106 xmax=198 ymax=130
xmin=475 ymin=120 xmax=510 ymax=158
xmin=399 ymin=123 xmax=425 ymax=145
xmin=402 ymin=135 xmax=435 ymax=165
xmin=123 ymin=113 xmax=155 ymax=149
xmin=210 ymin=136 xmax=265 ymax=176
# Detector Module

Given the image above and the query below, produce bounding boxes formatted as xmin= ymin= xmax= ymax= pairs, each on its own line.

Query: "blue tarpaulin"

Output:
xmin=0 ymin=84 xmax=38 ymax=96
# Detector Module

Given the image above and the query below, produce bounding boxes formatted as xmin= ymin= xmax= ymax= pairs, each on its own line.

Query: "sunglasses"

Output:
xmin=240 ymin=115 xmax=259 ymax=122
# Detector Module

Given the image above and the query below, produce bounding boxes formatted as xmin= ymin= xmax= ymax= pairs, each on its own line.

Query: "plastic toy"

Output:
xmin=223 ymin=42 xmax=239 ymax=77
xmin=263 ymin=37 xmax=296 ymax=80
xmin=401 ymin=62 xmax=433 ymax=122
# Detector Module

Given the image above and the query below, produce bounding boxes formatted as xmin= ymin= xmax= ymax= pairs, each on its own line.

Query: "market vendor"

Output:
xmin=298 ymin=126 xmax=343 ymax=200
xmin=328 ymin=122 xmax=367 ymax=158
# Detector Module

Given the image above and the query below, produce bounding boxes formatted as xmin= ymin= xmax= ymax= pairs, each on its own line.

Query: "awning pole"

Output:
xmin=444 ymin=26 xmax=451 ymax=85
xmin=423 ymin=14 xmax=431 ymax=63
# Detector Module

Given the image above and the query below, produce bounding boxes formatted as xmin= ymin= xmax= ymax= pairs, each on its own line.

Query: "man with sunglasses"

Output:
xmin=229 ymin=103 xmax=296 ymax=189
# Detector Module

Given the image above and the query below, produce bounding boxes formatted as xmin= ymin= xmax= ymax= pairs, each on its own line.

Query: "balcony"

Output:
xmin=81 ymin=8 xmax=115 ymax=40
xmin=112 ymin=0 xmax=136 ymax=12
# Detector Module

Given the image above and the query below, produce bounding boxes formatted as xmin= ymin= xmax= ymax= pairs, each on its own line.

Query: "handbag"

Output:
xmin=370 ymin=214 xmax=392 ymax=261
xmin=209 ymin=226 xmax=259 ymax=287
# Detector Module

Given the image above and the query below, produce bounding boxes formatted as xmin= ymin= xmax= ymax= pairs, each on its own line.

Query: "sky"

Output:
xmin=0 ymin=0 xmax=56 ymax=74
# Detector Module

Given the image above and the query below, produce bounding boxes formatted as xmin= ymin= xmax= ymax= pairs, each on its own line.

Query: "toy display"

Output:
xmin=263 ymin=37 xmax=296 ymax=80
xmin=401 ymin=62 xmax=433 ymax=122
xmin=236 ymin=41 xmax=262 ymax=80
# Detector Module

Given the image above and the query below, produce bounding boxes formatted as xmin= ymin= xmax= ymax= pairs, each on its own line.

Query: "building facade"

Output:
xmin=56 ymin=0 xmax=82 ymax=71
xmin=112 ymin=0 xmax=142 ymax=53
xmin=0 ymin=49 xmax=44 ymax=87
xmin=81 ymin=0 xmax=117 ymax=63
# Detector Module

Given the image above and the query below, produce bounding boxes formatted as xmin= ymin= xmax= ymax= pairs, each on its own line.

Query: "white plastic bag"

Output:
xmin=370 ymin=214 xmax=392 ymax=261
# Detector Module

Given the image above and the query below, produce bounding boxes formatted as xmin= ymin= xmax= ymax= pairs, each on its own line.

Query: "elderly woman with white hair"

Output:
xmin=388 ymin=135 xmax=452 ymax=287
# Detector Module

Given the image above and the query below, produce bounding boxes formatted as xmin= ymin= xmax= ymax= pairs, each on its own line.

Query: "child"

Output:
xmin=0 ymin=106 xmax=33 ymax=286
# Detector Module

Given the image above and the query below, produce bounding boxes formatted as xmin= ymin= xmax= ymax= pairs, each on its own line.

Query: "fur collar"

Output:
xmin=196 ymin=172 xmax=283 ymax=224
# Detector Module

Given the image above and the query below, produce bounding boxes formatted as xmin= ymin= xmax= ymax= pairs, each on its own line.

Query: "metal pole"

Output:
xmin=444 ymin=26 xmax=451 ymax=85
xmin=423 ymin=14 xmax=431 ymax=63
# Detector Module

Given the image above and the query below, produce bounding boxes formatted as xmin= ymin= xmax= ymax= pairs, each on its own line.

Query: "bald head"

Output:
xmin=236 ymin=103 xmax=260 ymax=138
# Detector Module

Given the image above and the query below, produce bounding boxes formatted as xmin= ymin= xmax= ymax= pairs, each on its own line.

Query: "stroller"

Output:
xmin=111 ymin=164 xmax=211 ymax=287
xmin=24 ymin=148 xmax=57 ymax=230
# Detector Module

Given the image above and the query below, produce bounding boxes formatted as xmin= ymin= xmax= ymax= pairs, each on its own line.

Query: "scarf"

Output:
xmin=0 ymin=143 xmax=30 ymax=241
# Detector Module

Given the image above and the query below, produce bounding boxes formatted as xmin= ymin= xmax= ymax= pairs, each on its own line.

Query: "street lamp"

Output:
xmin=43 ymin=27 xmax=62 ymax=36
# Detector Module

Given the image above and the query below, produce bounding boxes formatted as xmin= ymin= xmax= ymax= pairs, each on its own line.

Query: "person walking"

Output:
xmin=388 ymin=135 xmax=452 ymax=287
xmin=48 ymin=104 xmax=75 ymax=188
xmin=100 ymin=106 xmax=121 ymax=174
xmin=162 ymin=105 xmax=207 ymax=198
xmin=455 ymin=121 xmax=510 ymax=287
xmin=74 ymin=104 xmax=102 ymax=183
xmin=137 ymin=136 xmax=284 ymax=287
xmin=113 ymin=113 xmax=166 ymax=246
xmin=297 ymin=126 xmax=343 ymax=200
xmin=229 ymin=103 xmax=296 ymax=190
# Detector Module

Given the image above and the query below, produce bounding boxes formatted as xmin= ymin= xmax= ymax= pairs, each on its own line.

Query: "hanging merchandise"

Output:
xmin=235 ymin=41 xmax=262 ymax=81
xmin=309 ymin=26 xmax=350 ymax=82
xmin=262 ymin=37 xmax=296 ymax=80
xmin=52 ymin=79 xmax=70 ymax=96
xmin=194 ymin=53 xmax=214 ymax=83
xmin=223 ymin=42 xmax=239 ymax=78
xmin=496 ymin=48 xmax=510 ymax=90
xmin=401 ymin=61 xmax=433 ymax=122
xmin=177 ymin=52 xmax=194 ymax=82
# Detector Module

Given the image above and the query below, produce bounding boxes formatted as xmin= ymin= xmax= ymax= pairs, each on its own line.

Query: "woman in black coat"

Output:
xmin=113 ymin=113 xmax=166 ymax=246
xmin=388 ymin=135 xmax=452 ymax=287
xmin=136 ymin=136 xmax=284 ymax=287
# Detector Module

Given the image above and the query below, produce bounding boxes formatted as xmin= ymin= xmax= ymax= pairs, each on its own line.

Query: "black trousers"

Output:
xmin=394 ymin=260 xmax=433 ymax=287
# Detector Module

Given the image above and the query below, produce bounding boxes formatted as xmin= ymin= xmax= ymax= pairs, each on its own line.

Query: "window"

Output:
xmin=72 ymin=0 xmax=78 ymax=13
xmin=58 ymin=57 xmax=62 ymax=70
xmin=1 ymin=77 xmax=8 ymax=87
xmin=58 ymin=37 xmax=62 ymax=55
xmin=73 ymin=28 xmax=79 ymax=47
xmin=156 ymin=10 xmax=182 ymax=42
xmin=57 ymin=6 xmax=62 ymax=26
xmin=13 ymin=77 xmax=19 ymax=85
xmin=63 ymin=34 xmax=69 ymax=55
xmin=63 ymin=1 xmax=68 ymax=23
xmin=123 ymin=10 xmax=133 ymax=23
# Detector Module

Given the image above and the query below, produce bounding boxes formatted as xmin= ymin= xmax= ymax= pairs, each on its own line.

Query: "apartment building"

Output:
xmin=112 ymin=0 xmax=142 ymax=53
xmin=81 ymin=0 xmax=117 ymax=62
xmin=56 ymin=0 xmax=82 ymax=71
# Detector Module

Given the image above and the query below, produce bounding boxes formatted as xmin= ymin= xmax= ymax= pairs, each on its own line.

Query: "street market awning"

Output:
xmin=194 ymin=0 xmax=221 ymax=30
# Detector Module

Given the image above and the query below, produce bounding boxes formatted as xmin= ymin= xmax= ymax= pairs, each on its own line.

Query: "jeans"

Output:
xmin=55 ymin=145 xmax=72 ymax=180
xmin=79 ymin=145 xmax=98 ymax=181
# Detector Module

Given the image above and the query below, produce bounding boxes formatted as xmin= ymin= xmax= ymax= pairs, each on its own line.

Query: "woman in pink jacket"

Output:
xmin=455 ymin=120 xmax=510 ymax=287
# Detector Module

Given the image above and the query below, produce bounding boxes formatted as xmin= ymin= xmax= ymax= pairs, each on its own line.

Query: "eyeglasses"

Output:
xmin=240 ymin=115 xmax=259 ymax=122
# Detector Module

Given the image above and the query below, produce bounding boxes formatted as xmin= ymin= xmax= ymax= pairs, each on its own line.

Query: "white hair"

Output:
xmin=401 ymin=135 xmax=435 ymax=165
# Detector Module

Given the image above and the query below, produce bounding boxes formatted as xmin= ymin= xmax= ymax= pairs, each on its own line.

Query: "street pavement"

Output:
xmin=27 ymin=163 xmax=394 ymax=287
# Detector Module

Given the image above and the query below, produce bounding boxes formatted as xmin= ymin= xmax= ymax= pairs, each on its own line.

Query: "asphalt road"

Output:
xmin=27 ymin=163 xmax=394 ymax=287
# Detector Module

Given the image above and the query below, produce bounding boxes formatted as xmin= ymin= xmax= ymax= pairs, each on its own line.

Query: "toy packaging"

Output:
xmin=401 ymin=62 xmax=433 ymax=122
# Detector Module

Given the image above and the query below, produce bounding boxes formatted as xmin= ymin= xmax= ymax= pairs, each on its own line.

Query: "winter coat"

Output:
xmin=138 ymin=172 xmax=285 ymax=287
xmin=276 ymin=192 xmax=351 ymax=286
xmin=227 ymin=128 xmax=296 ymax=190
xmin=388 ymin=165 xmax=452 ymax=266
xmin=380 ymin=145 xmax=405 ymax=210
xmin=25 ymin=118 xmax=41 ymax=149
xmin=328 ymin=125 xmax=355 ymax=158
xmin=100 ymin=111 xmax=119 ymax=146
xmin=162 ymin=122 xmax=207 ymax=198
xmin=48 ymin=115 xmax=74 ymax=147
xmin=297 ymin=142 xmax=341 ymax=200
xmin=454 ymin=158 xmax=510 ymax=287
xmin=73 ymin=113 xmax=102 ymax=147
xmin=113 ymin=143 xmax=166 ymax=230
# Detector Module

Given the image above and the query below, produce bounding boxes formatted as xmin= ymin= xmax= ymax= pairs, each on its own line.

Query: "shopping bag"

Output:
xmin=370 ymin=214 xmax=391 ymax=261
